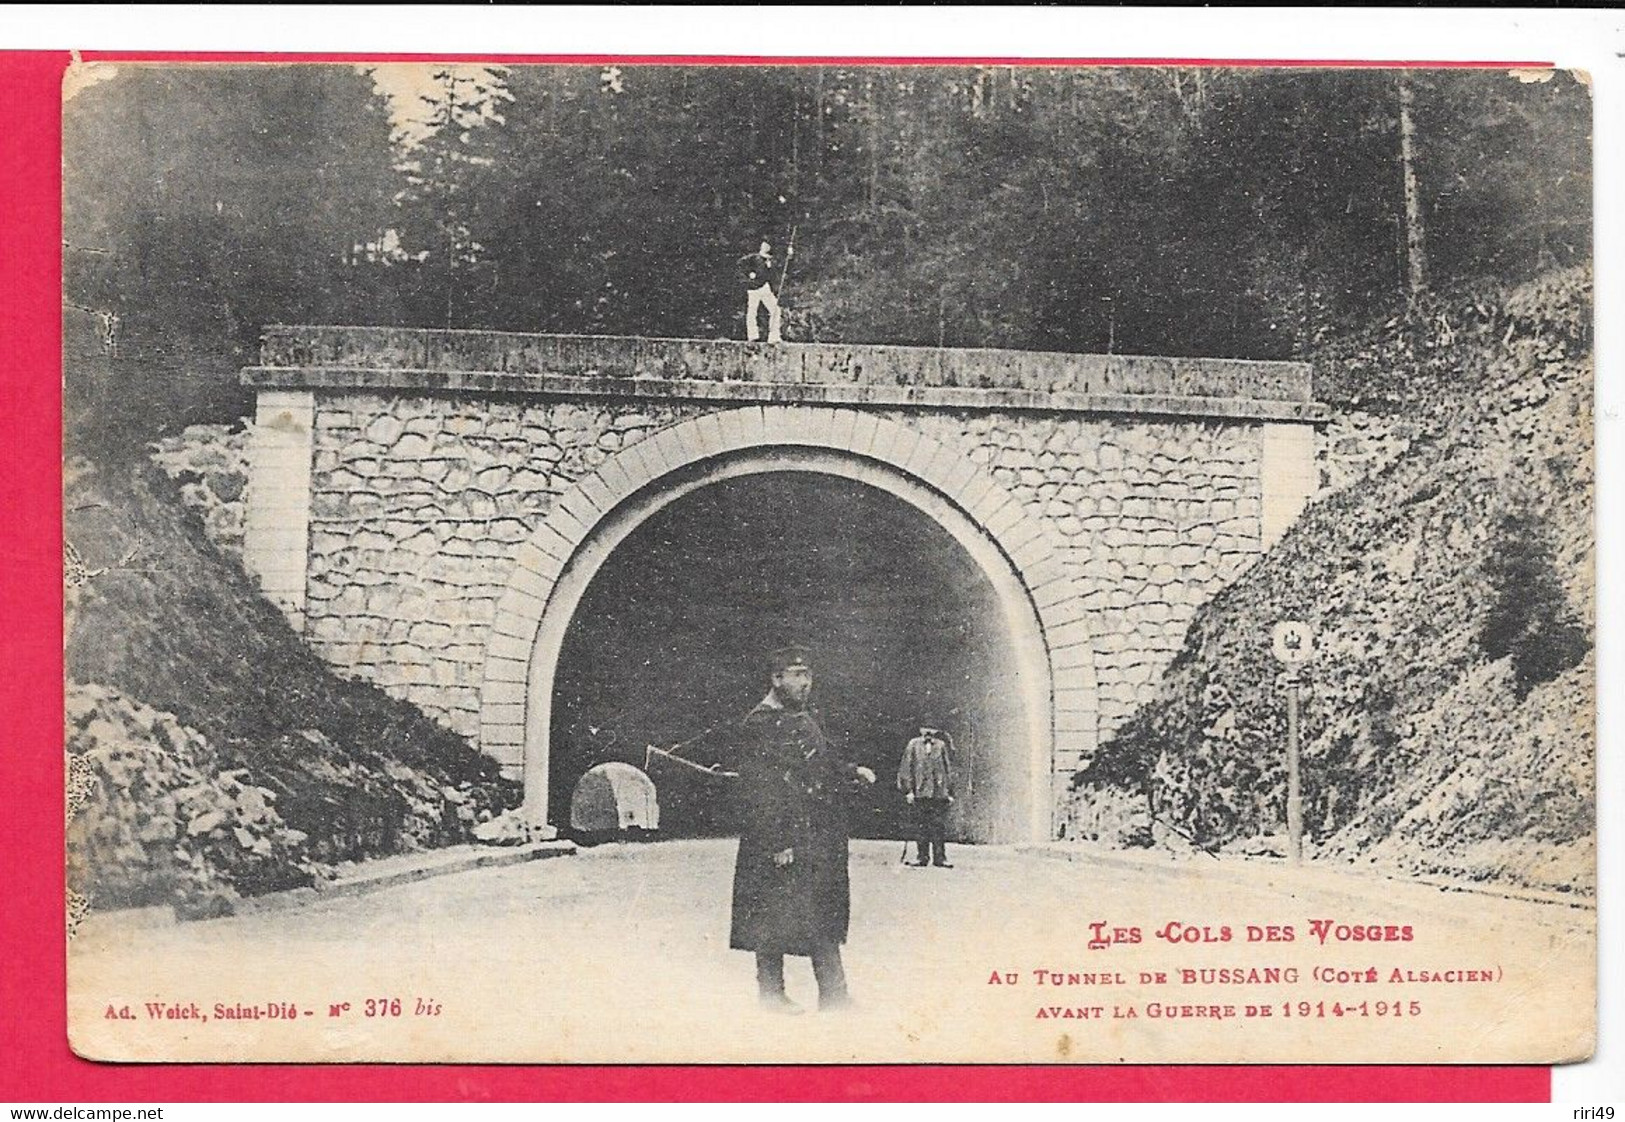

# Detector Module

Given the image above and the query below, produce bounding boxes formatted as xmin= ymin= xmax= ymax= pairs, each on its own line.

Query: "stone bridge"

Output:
xmin=242 ymin=327 xmax=1325 ymax=843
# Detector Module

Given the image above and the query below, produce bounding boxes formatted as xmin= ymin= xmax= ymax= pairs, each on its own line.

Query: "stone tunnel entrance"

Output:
xmin=244 ymin=330 xmax=1324 ymax=841
xmin=549 ymin=470 xmax=1036 ymax=844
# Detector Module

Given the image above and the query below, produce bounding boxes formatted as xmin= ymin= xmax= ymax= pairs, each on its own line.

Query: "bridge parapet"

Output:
xmin=249 ymin=326 xmax=1324 ymax=423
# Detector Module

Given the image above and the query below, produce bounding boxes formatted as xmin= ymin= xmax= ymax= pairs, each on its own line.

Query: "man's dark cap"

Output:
xmin=767 ymin=644 xmax=812 ymax=676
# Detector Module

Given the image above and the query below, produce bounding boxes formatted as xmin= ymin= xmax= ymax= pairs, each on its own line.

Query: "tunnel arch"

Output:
xmin=477 ymin=406 xmax=1098 ymax=842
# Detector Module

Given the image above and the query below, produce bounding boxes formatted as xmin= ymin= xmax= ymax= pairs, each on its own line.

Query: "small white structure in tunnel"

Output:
xmin=570 ymin=762 xmax=661 ymax=836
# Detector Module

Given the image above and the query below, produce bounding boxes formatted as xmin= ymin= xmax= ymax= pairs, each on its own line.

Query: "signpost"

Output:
xmin=1270 ymin=621 xmax=1315 ymax=864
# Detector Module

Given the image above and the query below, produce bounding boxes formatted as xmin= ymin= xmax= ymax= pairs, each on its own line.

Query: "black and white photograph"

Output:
xmin=61 ymin=58 xmax=1596 ymax=1064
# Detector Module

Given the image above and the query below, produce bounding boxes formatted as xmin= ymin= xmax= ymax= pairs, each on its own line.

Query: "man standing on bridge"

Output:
xmin=738 ymin=239 xmax=790 ymax=343
xmin=728 ymin=644 xmax=875 ymax=1013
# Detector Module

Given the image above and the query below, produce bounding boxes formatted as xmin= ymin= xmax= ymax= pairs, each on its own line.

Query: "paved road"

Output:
xmin=69 ymin=838 xmax=1594 ymax=1064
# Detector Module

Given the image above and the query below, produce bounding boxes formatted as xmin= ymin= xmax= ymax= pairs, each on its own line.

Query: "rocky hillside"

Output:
xmin=148 ymin=423 xmax=251 ymax=560
xmin=1073 ymin=267 xmax=1594 ymax=896
xmin=66 ymin=461 xmax=520 ymax=917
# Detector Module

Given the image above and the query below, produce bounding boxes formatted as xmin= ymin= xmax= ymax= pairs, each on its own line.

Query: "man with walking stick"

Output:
xmin=737 ymin=237 xmax=792 ymax=343
xmin=728 ymin=645 xmax=875 ymax=1014
xmin=896 ymin=725 xmax=955 ymax=868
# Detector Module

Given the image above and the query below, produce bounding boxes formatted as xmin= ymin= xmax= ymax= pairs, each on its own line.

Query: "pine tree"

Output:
xmin=63 ymin=64 xmax=402 ymax=450
xmin=392 ymin=66 xmax=514 ymax=328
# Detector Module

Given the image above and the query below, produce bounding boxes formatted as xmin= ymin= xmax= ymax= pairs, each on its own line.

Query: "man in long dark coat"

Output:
xmin=729 ymin=645 xmax=875 ymax=1013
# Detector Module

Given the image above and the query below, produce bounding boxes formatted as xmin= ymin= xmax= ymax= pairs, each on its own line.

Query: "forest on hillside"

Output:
xmin=1074 ymin=263 xmax=1594 ymax=892
xmin=64 ymin=63 xmax=1590 ymax=450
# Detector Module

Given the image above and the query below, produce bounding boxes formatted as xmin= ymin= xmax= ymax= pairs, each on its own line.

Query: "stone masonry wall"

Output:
xmin=898 ymin=410 xmax=1264 ymax=744
xmin=304 ymin=395 xmax=708 ymax=737
xmin=303 ymin=394 xmax=1266 ymax=754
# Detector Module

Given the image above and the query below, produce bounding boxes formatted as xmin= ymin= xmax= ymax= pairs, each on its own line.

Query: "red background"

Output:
xmin=0 ymin=49 xmax=1549 ymax=1103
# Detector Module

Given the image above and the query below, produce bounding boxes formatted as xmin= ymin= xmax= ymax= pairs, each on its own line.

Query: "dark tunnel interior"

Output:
xmin=549 ymin=470 xmax=1030 ymax=842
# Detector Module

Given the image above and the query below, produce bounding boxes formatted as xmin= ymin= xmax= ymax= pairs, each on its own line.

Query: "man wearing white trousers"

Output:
xmin=738 ymin=239 xmax=790 ymax=343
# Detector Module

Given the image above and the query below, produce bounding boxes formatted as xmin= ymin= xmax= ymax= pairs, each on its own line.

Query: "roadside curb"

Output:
xmin=76 ymin=840 xmax=579 ymax=932
xmin=233 ymin=840 xmax=578 ymax=917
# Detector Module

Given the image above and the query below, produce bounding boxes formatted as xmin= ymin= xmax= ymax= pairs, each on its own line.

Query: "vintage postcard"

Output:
xmin=62 ymin=59 xmax=1596 ymax=1065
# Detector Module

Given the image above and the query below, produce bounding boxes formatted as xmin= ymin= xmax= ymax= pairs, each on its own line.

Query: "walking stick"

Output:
xmin=640 ymin=712 xmax=748 ymax=779
xmin=779 ymin=223 xmax=797 ymax=295
xmin=644 ymin=743 xmax=738 ymax=779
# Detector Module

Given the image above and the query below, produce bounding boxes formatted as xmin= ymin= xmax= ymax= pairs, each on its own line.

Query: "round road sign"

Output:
xmin=1271 ymin=620 xmax=1315 ymax=665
